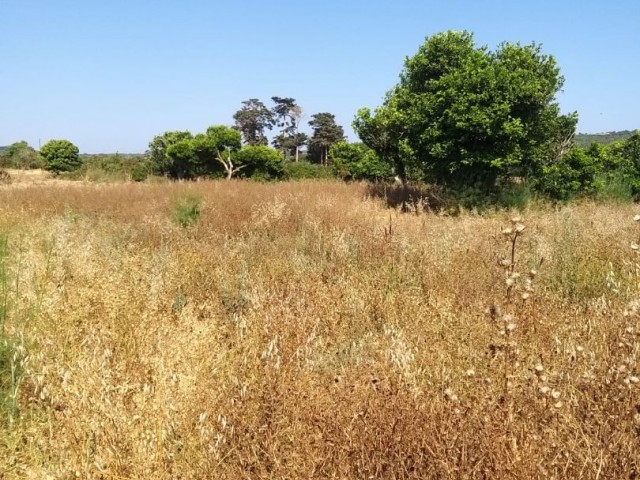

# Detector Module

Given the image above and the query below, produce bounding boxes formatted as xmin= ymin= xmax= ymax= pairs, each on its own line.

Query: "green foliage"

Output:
xmin=596 ymin=170 xmax=633 ymax=202
xmin=308 ymin=113 xmax=345 ymax=165
xmin=234 ymin=146 xmax=284 ymax=180
xmin=535 ymin=147 xmax=603 ymax=201
xmin=284 ymin=161 xmax=335 ymax=180
xmin=172 ymin=193 xmax=202 ymax=227
xmin=494 ymin=182 xmax=534 ymax=210
xmin=0 ymin=141 xmax=42 ymax=169
xmin=271 ymin=97 xmax=305 ymax=160
xmin=148 ymin=127 xmax=243 ymax=179
xmin=131 ymin=162 xmax=149 ymax=182
xmin=79 ymin=154 xmax=150 ymax=182
xmin=330 ymin=142 xmax=392 ymax=181
xmin=354 ymin=30 xmax=576 ymax=193
xmin=39 ymin=139 xmax=82 ymax=174
xmin=148 ymin=130 xmax=194 ymax=177
xmin=233 ymin=99 xmax=274 ymax=146
xmin=575 ymin=130 xmax=636 ymax=148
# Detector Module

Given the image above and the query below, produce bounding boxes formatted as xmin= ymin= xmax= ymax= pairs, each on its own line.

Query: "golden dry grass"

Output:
xmin=0 ymin=179 xmax=639 ymax=479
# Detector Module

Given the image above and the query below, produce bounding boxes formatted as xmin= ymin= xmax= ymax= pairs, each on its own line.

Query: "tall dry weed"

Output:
xmin=0 ymin=179 xmax=638 ymax=478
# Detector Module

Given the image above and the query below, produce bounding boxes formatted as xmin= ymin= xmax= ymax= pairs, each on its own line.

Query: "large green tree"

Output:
xmin=271 ymin=97 xmax=303 ymax=161
xmin=39 ymin=139 xmax=81 ymax=174
xmin=0 ymin=141 xmax=41 ymax=169
xmin=164 ymin=126 xmax=242 ymax=179
xmin=308 ymin=113 xmax=345 ymax=165
xmin=148 ymin=126 xmax=286 ymax=180
xmin=233 ymin=99 xmax=274 ymax=146
xmin=354 ymin=30 xmax=577 ymax=190
xmin=148 ymin=130 xmax=194 ymax=177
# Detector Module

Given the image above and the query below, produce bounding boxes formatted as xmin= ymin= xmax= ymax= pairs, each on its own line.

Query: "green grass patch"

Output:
xmin=172 ymin=193 xmax=202 ymax=227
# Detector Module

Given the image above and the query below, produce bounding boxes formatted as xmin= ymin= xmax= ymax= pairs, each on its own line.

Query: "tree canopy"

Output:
xmin=147 ymin=126 xmax=284 ymax=180
xmin=354 ymin=30 xmax=577 ymax=190
xmin=308 ymin=113 xmax=345 ymax=165
xmin=271 ymin=97 xmax=304 ymax=161
xmin=39 ymin=139 xmax=82 ymax=174
xmin=330 ymin=142 xmax=391 ymax=181
xmin=233 ymin=99 xmax=274 ymax=146
xmin=0 ymin=141 xmax=41 ymax=169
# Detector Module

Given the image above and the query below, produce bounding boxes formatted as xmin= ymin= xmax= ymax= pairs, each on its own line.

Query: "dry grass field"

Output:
xmin=0 ymin=179 xmax=639 ymax=479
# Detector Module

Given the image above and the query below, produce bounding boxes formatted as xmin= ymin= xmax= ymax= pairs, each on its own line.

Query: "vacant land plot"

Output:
xmin=0 ymin=180 xmax=639 ymax=478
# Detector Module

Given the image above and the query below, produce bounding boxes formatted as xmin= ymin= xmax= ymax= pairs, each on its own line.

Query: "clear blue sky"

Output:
xmin=1 ymin=0 xmax=638 ymax=153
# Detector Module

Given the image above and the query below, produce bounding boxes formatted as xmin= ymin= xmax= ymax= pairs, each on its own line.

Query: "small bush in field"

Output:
xmin=131 ymin=162 xmax=149 ymax=182
xmin=284 ymin=161 xmax=335 ymax=180
xmin=172 ymin=193 xmax=202 ymax=227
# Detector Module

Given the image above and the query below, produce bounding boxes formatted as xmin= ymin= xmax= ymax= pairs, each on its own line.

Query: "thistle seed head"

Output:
xmin=444 ymin=388 xmax=459 ymax=402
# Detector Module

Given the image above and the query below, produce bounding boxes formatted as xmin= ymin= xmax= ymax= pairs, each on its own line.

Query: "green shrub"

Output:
xmin=131 ymin=162 xmax=149 ymax=182
xmin=0 ymin=141 xmax=42 ymax=169
xmin=284 ymin=161 xmax=335 ymax=180
xmin=494 ymin=181 xmax=534 ymax=210
xmin=330 ymin=142 xmax=392 ymax=181
xmin=40 ymin=139 xmax=82 ymax=174
xmin=172 ymin=193 xmax=202 ymax=227
xmin=535 ymin=147 xmax=603 ymax=201
xmin=597 ymin=171 xmax=633 ymax=202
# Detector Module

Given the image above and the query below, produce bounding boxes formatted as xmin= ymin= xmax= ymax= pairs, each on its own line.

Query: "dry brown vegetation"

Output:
xmin=0 ymin=179 xmax=639 ymax=479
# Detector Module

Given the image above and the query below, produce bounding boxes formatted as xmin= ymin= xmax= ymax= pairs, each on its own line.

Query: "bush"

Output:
xmin=172 ymin=193 xmax=202 ymax=227
xmin=331 ymin=142 xmax=392 ymax=181
xmin=40 ymin=139 xmax=82 ymax=174
xmin=535 ymin=147 xmax=603 ymax=201
xmin=284 ymin=161 xmax=335 ymax=180
xmin=0 ymin=141 xmax=42 ymax=169
xmin=72 ymin=155 xmax=151 ymax=183
xmin=596 ymin=171 xmax=633 ymax=202
xmin=131 ymin=162 xmax=150 ymax=182
xmin=494 ymin=181 xmax=534 ymax=210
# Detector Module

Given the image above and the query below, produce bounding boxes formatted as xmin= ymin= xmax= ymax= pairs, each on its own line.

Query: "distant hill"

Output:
xmin=0 ymin=146 xmax=7 ymax=154
xmin=575 ymin=130 xmax=637 ymax=148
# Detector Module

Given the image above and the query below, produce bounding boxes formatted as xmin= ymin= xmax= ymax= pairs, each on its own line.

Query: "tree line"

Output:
xmin=2 ymin=30 xmax=639 ymax=205
xmin=147 ymin=97 xmax=347 ymax=180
